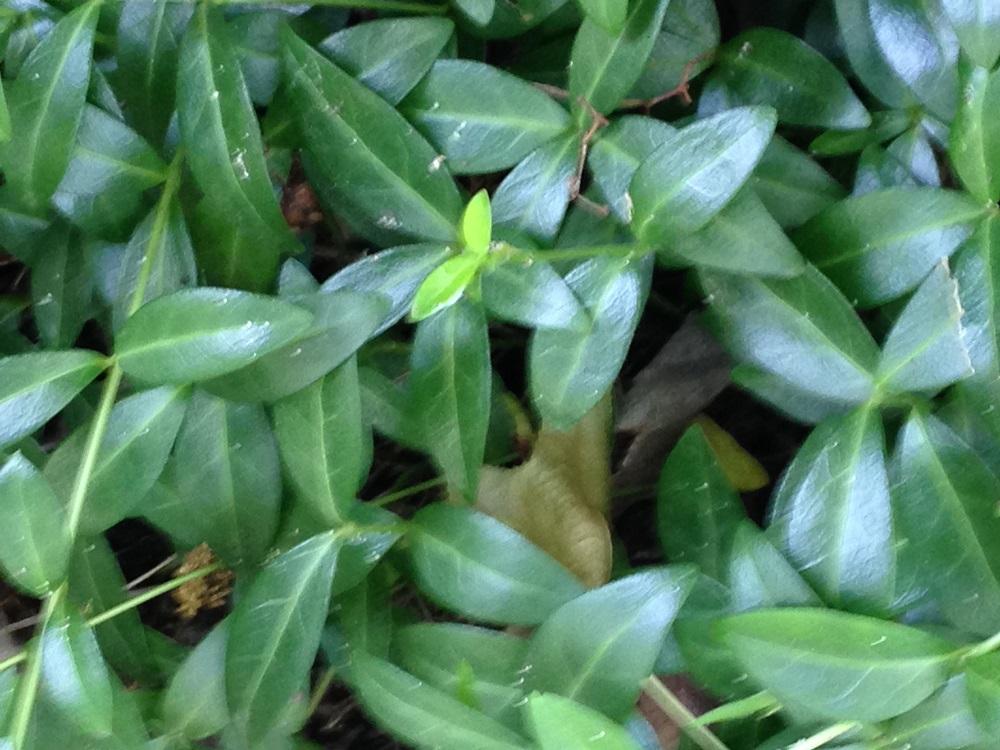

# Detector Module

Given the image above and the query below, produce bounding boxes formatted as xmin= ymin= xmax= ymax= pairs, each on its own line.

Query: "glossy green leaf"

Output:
xmin=0 ymin=349 xmax=105 ymax=448
xmin=892 ymin=411 xmax=1000 ymax=636
xmin=177 ymin=5 xmax=293 ymax=285
xmin=283 ymin=29 xmax=462 ymax=244
xmin=481 ymin=259 xmax=586 ymax=330
xmin=631 ymin=106 xmax=777 ymax=243
xmin=493 ymin=132 xmax=580 ymax=243
xmin=853 ymin=127 xmax=941 ymax=195
xmin=701 ymin=265 xmax=880 ymax=406
xmin=717 ymin=28 xmax=870 ymax=129
xmin=402 ymin=59 xmax=571 ymax=176
xmin=165 ymin=390 xmax=281 ymax=567
xmin=409 ymin=300 xmax=491 ymax=498
xmin=833 ymin=0 xmax=915 ymax=109
xmin=530 ymin=255 xmax=651 ymax=430
xmin=966 ymin=652 xmax=1000 ymax=736
xmin=202 ymin=290 xmax=388 ymax=402
xmin=657 ymin=424 xmax=746 ymax=581
xmin=0 ymin=0 xmax=98 ymax=214
xmin=319 ymin=17 xmax=453 ymax=105
xmin=115 ymin=0 xmax=192 ymax=146
xmin=334 ymin=564 xmax=393 ymax=660
xmin=576 ymin=0 xmax=627 ymax=32
xmin=728 ymin=521 xmax=820 ymax=612
xmin=950 ymin=64 xmax=1000 ymax=204
xmin=407 ymin=503 xmax=586 ymax=625
xmin=526 ymin=693 xmax=642 ymax=750
xmin=461 ymin=190 xmax=492 ymax=256
xmin=629 ymin=0 xmax=719 ymax=101
xmin=524 ymin=567 xmax=695 ymax=720
xmin=876 ymin=263 xmax=972 ymax=395
xmin=768 ymin=407 xmax=894 ymax=613
xmin=810 ymin=109 xmax=912 ymax=156
xmin=886 ymin=676 xmax=987 ymax=750
xmin=569 ymin=0 xmax=672 ymax=114
xmin=350 ymin=654 xmax=527 ymax=750
xmin=115 ymin=288 xmax=313 ymax=384
xmin=719 ymin=608 xmax=955 ymax=722
xmin=0 ymin=453 xmax=70 ymax=595
xmin=44 ymin=386 xmax=188 ymax=535
xmin=161 ymin=621 xmax=229 ymax=740
xmin=955 ymin=217 xmax=1000 ymax=381
xmin=31 ymin=224 xmax=94 ymax=349
xmin=0 ymin=81 xmax=9 ymax=143
xmin=667 ymin=187 xmax=805 ymax=277
xmin=942 ymin=0 xmax=1000 ymax=68
xmin=52 ymin=105 xmax=166 ymax=238
xmin=272 ymin=357 xmax=370 ymax=527
xmin=794 ymin=188 xmax=984 ymax=308
xmin=453 ymin=0 xmax=496 ymax=26
xmin=410 ymin=255 xmax=481 ymax=322
xmin=39 ymin=611 xmax=113 ymax=737
xmin=227 ymin=533 xmax=339 ymax=739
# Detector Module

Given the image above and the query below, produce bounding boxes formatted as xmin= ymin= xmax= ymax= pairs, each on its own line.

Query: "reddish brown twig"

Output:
xmin=619 ymin=52 xmax=714 ymax=113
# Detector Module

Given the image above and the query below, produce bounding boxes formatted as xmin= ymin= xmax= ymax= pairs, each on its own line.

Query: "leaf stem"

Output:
xmin=962 ymin=628 xmax=1000 ymax=661
xmin=307 ymin=665 xmax=338 ymax=716
xmin=642 ymin=676 xmax=730 ymax=750
xmin=495 ymin=242 xmax=652 ymax=264
xmin=372 ymin=476 xmax=447 ymax=506
xmin=788 ymin=722 xmax=860 ymax=750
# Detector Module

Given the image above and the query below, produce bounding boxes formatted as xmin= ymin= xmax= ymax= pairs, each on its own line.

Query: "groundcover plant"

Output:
xmin=4 ymin=0 xmax=1000 ymax=748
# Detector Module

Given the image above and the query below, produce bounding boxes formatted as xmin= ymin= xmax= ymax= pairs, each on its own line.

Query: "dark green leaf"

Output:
xmin=453 ymin=0 xmax=496 ymax=26
xmin=0 ymin=453 xmax=70 ymax=595
xmin=717 ymin=28 xmax=870 ymax=129
xmin=31 ymin=224 xmax=94 ymax=349
xmin=576 ymin=0 xmax=627 ymax=32
xmin=955 ymin=217 xmax=1000 ymax=381
xmin=524 ymin=567 xmax=695 ymax=720
xmin=833 ymin=0 xmax=915 ymax=109
xmin=942 ymin=0 xmax=1000 ymax=68
xmin=334 ymin=564 xmax=393 ymax=659
xmin=719 ymin=608 xmax=955 ymax=722
xmin=886 ymin=676 xmax=986 ymax=750
xmin=403 ymin=60 xmax=571 ymax=175
xmin=530 ymin=255 xmax=651 ymax=430
xmin=0 ymin=349 xmax=105 ymax=448
xmin=482 ymin=259 xmax=585 ymax=330
xmin=526 ymin=693 xmax=642 ymax=750
xmin=115 ymin=288 xmax=313 ymax=384
xmin=320 ymin=17 xmax=453 ymax=105
xmin=794 ymin=188 xmax=984 ymax=308
xmin=161 ymin=620 xmax=229 ymax=740
xmin=631 ymin=106 xmax=777 ymax=243
xmin=810 ymin=109 xmax=912 ymax=156
xmin=283 ymin=29 xmax=462 ymax=245
xmin=629 ymin=0 xmax=719 ymax=101
xmin=728 ymin=521 xmax=820 ymax=612
xmin=409 ymin=300 xmax=491 ymax=499
xmin=950 ymin=63 xmax=1000 ymax=204
xmin=966 ymin=652 xmax=1000 ymax=736
xmin=407 ymin=503 xmax=586 ymax=626
xmin=227 ymin=533 xmax=339 ymax=739
xmin=752 ymin=137 xmax=845 ymax=229
xmin=768 ymin=406 xmax=894 ymax=613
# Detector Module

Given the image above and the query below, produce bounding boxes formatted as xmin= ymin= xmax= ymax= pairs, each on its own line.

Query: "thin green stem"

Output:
xmin=642 ymin=676 xmax=730 ymax=750
xmin=495 ymin=241 xmax=651 ymax=264
xmin=788 ymin=722 xmax=859 ymax=750
xmin=963 ymin=628 xmax=1000 ymax=661
xmin=372 ymin=476 xmax=447 ymax=506
xmin=213 ymin=0 xmax=448 ymax=12
xmin=307 ymin=665 xmax=338 ymax=716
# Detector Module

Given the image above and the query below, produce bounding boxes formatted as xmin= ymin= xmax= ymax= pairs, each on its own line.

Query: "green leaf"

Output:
xmin=177 ymin=5 xmax=293 ymax=286
xmin=569 ymin=0 xmax=672 ymax=114
xmin=44 ymin=386 xmax=188 ymax=535
xmin=833 ymin=0 xmax=915 ymax=110
xmin=409 ymin=300 xmax=491 ymax=498
xmin=165 ymin=390 xmax=282 ymax=567
xmin=272 ymin=357 xmax=370 ymax=527
xmin=719 ymin=608 xmax=955 ymax=722
xmin=629 ymin=0 xmax=719 ymax=101
xmin=966 ymin=652 xmax=1000 ymax=736
xmin=481 ymin=259 xmax=586 ymax=330
xmin=319 ymin=17 xmax=453 ymax=105
xmin=631 ymin=106 xmax=777 ymax=243
xmin=717 ymin=28 xmax=870 ymax=129
xmin=876 ymin=263 xmax=972 ymax=395
xmin=0 ymin=0 xmax=98 ymax=214
xmin=410 ymin=255 xmax=482 ymax=322
xmin=657 ymin=424 xmax=746 ymax=581
xmin=0 ymin=453 xmax=70 ymax=596
xmin=701 ymin=265 xmax=880 ymax=406
xmin=161 ymin=620 xmax=229 ymax=740
xmin=955 ymin=217 xmax=1000 ymax=380
xmin=530 ymin=255 xmax=651 ymax=430
xmin=728 ymin=522 xmax=820 ymax=612
xmin=51 ymin=105 xmax=167 ymax=238
xmin=892 ymin=411 xmax=1000 ymax=636
xmin=885 ymin=676 xmax=987 ymax=750
xmin=115 ymin=288 xmax=313 ymax=384
xmin=942 ymin=0 xmax=1000 ymax=68
xmin=853 ymin=127 xmax=941 ymax=195
xmin=31 ymin=224 xmax=94 ymax=349
xmin=335 ymin=564 xmax=394 ymax=659
xmin=407 ymin=503 xmax=586 ymax=626
xmin=523 ymin=567 xmax=695 ymax=720
xmin=283 ymin=29 xmax=462 ymax=245
xmin=526 ymin=693 xmax=642 ymax=750
xmin=492 ymin=132 xmax=581 ymax=243
xmin=810 ymin=109 xmax=911 ymax=156
xmin=202 ymin=290 xmax=388 ymax=402
xmin=0 ymin=80 xmax=9 ymax=144
xmin=39 ymin=612 xmax=114 ymax=737
xmin=461 ymin=190 xmax=492 ymax=256
xmin=322 ymin=244 xmax=451 ymax=334
xmin=115 ymin=0 xmax=192 ymax=147
xmin=794 ymin=188 xmax=985 ymax=308
xmin=226 ymin=533 xmax=339 ymax=739
xmin=768 ymin=407 xmax=894 ymax=614
xmin=667 ymin=187 xmax=805 ymax=277
xmin=950 ymin=64 xmax=1000 ymax=204
xmin=452 ymin=0 xmax=496 ymax=26
xmin=350 ymin=654 xmax=527 ymax=750
xmin=0 ymin=349 xmax=105 ymax=448
xmin=576 ymin=0 xmax=627 ymax=32
xmin=402 ymin=59 xmax=570 ymax=176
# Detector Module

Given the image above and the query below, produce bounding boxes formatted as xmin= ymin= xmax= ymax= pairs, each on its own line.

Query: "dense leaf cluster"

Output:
xmin=2 ymin=0 xmax=1000 ymax=749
